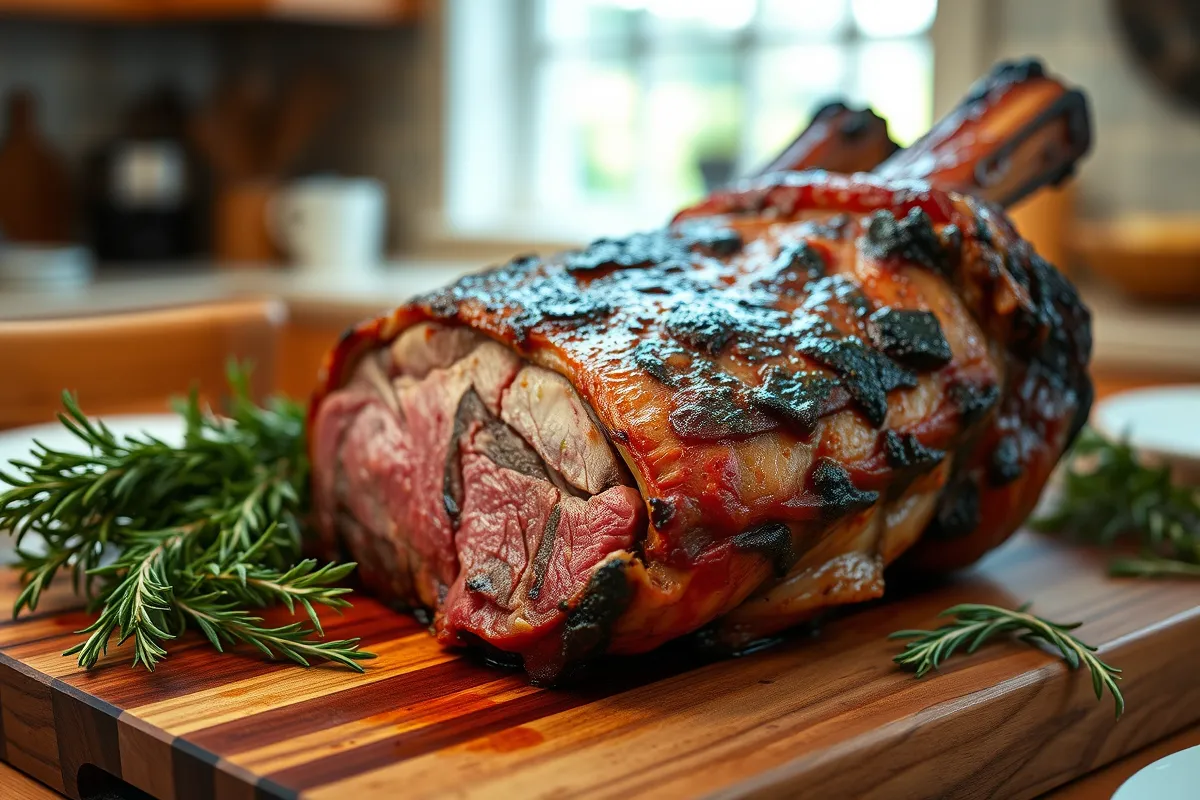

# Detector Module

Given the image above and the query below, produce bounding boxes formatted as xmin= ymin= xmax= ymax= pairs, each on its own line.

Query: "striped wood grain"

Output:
xmin=0 ymin=532 xmax=1197 ymax=800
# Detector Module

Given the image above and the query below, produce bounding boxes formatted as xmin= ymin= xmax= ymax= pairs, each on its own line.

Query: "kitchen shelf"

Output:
xmin=0 ymin=0 xmax=423 ymax=24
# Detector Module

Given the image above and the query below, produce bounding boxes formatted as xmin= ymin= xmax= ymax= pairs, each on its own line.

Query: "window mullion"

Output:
xmin=632 ymin=9 xmax=655 ymax=223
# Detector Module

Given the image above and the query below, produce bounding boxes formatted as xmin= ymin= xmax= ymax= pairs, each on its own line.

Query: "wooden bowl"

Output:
xmin=1070 ymin=216 xmax=1200 ymax=302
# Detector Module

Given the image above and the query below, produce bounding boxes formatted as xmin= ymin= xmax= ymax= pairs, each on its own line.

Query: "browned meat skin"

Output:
xmin=875 ymin=59 xmax=1090 ymax=207
xmin=753 ymin=101 xmax=899 ymax=178
xmin=309 ymin=60 xmax=1093 ymax=680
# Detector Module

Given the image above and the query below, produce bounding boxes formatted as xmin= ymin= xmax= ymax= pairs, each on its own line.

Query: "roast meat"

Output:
xmin=310 ymin=60 xmax=1093 ymax=681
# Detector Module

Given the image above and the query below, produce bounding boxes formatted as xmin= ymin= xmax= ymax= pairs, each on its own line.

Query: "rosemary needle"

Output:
xmin=890 ymin=602 xmax=1124 ymax=718
xmin=0 ymin=365 xmax=374 ymax=672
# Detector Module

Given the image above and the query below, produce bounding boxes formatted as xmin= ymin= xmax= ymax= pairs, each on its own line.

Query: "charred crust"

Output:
xmin=631 ymin=340 xmax=687 ymax=387
xmin=810 ymin=458 xmax=879 ymax=520
xmin=566 ymin=231 xmax=684 ymax=273
xmin=732 ymin=521 xmax=795 ymax=576
xmin=801 ymin=275 xmax=870 ymax=319
xmin=610 ymin=428 xmax=630 ymax=445
xmin=560 ymin=558 xmax=634 ymax=668
xmin=688 ymin=226 xmax=743 ymax=257
xmin=988 ymin=435 xmax=1022 ymax=486
xmin=796 ymin=335 xmax=917 ymax=427
xmin=664 ymin=304 xmax=737 ymax=355
xmin=428 ymin=295 xmax=459 ymax=319
xmin=772 ymin=240 xmax=827 ymax=283
xmin=949 ymin=381 xmax=1000 ymax=428
xmin=867 ymin=307 xmax=953 ymax=370
xmin=648 ymin=497 xmax=675 ymax=528
xmin=940 ymin=224 xmax=963 ymax=268
xmin=749 ymin=368 xmax=847 ymax=436
xmin=928 ymin=478 xmax=981 ymax=540
xmin=669 ymin=383 xmax=778 ymax=440
xmin=527 ymin=505 xmax=561 ymax=601
xmin=883 ymin=430 xmax=945 ymax=472
xmin=862 ymin=208 xmax=948 ymax=274
xmin=809 ymin=214 xmax=851 ymax=241
xmin=811 ymin=100 xmax=849 ymax=120
xmin=974 ymin=213 xmax=993 ymax=246
xmin=965 ymin=58 xmax=1046 ymax=105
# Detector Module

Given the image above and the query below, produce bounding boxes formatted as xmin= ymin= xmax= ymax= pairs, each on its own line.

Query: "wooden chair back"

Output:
xmin=0 ymin=299 xmax=287 ymax=429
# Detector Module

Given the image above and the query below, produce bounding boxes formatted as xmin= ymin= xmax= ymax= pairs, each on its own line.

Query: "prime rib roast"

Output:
xmin=310 ymin=60 xmax=1094 ymax=682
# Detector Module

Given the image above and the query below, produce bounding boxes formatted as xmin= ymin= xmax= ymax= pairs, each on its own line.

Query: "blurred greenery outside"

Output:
xmin=531 ymin=0 xmax=935 ymax=223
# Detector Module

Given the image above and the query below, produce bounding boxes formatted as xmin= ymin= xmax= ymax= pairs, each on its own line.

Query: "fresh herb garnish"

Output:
xmin=1033 ymin=427 xmax=1200 ymax=578
xmin=890 ymin=602 xmax=1124 ymax=717
xmin=0 ymin=366 xmax=374 ymax=672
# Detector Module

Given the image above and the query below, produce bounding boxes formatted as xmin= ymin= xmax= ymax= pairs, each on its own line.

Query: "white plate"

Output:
xmin=1114 ymin=745 xmax=1200 ymax=800
xmin=0 ymin=414 xmax=185 ymax=486
xmin=1093 ymin=385 xmax=1200 ymax=476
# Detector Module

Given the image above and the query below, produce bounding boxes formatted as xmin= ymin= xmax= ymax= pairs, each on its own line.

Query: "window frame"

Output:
xmin=435 ymin=0 xmax=987 ymax=250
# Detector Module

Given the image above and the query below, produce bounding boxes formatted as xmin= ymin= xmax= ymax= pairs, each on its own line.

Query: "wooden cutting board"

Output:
xmin=0 ymin=532 xmax=1196 ymax=800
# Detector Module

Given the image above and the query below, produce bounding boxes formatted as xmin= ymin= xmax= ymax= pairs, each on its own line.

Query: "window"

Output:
xmin=447 ymin=0 xmax=938 ymax=242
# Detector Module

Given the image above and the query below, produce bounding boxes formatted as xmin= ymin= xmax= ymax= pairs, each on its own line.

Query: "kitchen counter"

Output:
xmin=2 ymin=263 xmax=1198 ymax=379
xmin=0 ymin=261 xmax=485 ymax=324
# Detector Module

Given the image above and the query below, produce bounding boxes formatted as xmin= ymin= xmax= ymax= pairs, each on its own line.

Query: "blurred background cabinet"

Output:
xmin=0 ymin=0 xmax=424 ymax=23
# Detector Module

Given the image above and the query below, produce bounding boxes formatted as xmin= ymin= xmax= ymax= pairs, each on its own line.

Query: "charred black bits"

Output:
xmin=648 ymin=497 xmax=675 ymax=528
xmin=974 ymin=213 xmax=992 ymax=246
xmin=466 ymin=574 xmax=494 ymax=594
xmin=810 ymin=459 xmax=879 ymax=520
xmin=749 ymin=368 xmax=845 ymax=436
xmin=631 ymin=340 xmax=687 ymax=387
xmin=989 ymin=435 xmax=1023 ymax=486
xmin=565 ymin=231 xmax=690 ymax=273
xmin=732 ymin=522 xmax=795 ymax=576
xmin=809 ymin=214 xmax=851 ymax=241
xmin=863 ymin=207 xmax=947 ymax=274
xmin=940 ymin=224 xmax=963 ymax=268
xmin=561 ymin=558 xmax=634 ymax=667
xmin=797 ymin=335 xmax=917 ymax=427
xmin=949 ymin=381 xmax=1000 ymax=427
xmin=867 ymin=308 xmax=953 ymax=370
xmin=664 ymin=305 xmax=737 ymax=355
xmin=965 ymin=58 xmax=1046 ymax=105
xmin=773 ymin=241 xmax=827 ymax=281
xmin=883 ymin=430 xmax=945 ymax=472
xmin=669 ymin=385 xmax=778 ymax=440
xmin=801 ymin=275 xmax=870 ymax=319
xmin=688 ymin=226 xmax=743 ymax=256
xmin=428 ymin=295 xmax=458 ymax=319
xmin=928 ymin=479 xmax=981 ymax=540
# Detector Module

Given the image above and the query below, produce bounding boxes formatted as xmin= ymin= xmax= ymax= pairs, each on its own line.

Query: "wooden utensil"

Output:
xmin=265 ymin=71 xmax=339 ymax=176
xmin=0 ymin=531 xmax=1193 ymax=800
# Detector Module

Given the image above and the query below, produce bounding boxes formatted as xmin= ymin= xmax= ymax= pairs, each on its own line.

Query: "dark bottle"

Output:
xmin=86 ymin=87 xmax=205 ymax=263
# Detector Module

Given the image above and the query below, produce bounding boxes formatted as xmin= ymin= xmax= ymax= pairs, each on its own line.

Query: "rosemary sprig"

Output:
xmin=1033 ymin=427 xmax=1200 ymax=578
xmin=0 ymin=365 xmax=374 ymax=672
xmin=890 ymin=602 xmax=1124 ymax=718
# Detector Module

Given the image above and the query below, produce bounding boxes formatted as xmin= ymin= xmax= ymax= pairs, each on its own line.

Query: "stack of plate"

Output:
xmin=0 ymin=243 xmax=94 ymax=290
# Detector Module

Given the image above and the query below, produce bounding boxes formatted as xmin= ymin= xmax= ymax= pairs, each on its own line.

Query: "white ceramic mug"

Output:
xmin=268 ymin=177 xmax=386 ymax=273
